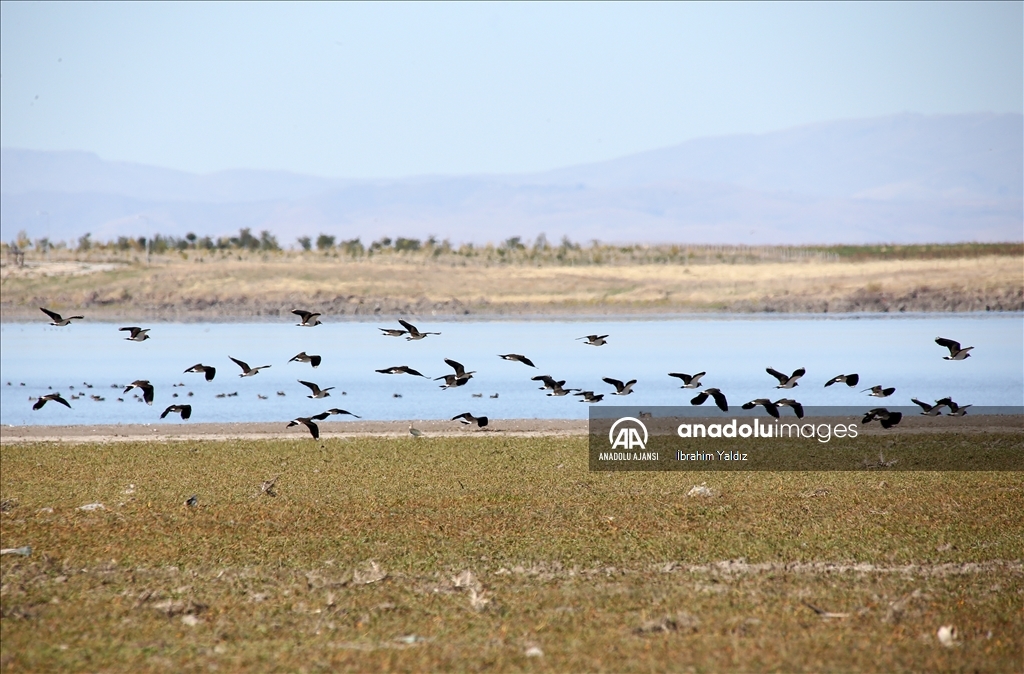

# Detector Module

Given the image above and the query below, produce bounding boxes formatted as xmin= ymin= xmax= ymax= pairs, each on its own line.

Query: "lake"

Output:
xmin=2 ymin=314 xmax=1021 ymax=426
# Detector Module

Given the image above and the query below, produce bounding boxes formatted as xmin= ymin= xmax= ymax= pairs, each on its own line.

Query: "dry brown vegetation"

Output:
xmin=2 ymin=434 xmax=1022 ymax=671
xmin=2 ymin=245 xmax=1021 ymax=319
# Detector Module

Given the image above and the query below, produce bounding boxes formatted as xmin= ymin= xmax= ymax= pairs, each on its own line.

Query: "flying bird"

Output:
xmin=160 ymin=404 xmax=192 ymax=420
xmin=498 ymin=354 xmax=536 ymax=367
xmin=298 ymin=380 xmax=334 ymax=399
xmin=863 ymin=385 xmax=896 ymax=398
xmin=862 ymin=408 xmax=903 ymax=428
xmin=40 ymin=307 xmax=83 ymax=326
xmin=119 ymin=326 xmax=151 ymax=342
xmin=575 ymin=390 xmax=605 ymax=403
xmin=435 ymin=358 xmax=475 ymax=388
xmin=767 ymin=367 xmax=805 ymax=389
xmin=313 ymin=408 xmax=362 ymax=419
xmin=436 ymin=374 xmax=470 ymax=389
xmin=911 ymin=398 xmax=947 ymax=416
xmin=774 ymin=398 xmax=804 ymax=419
xmin=452 ymin=412 xmax=489 ymax=427
xmin=399 ymin=319 xmax=440 ymax=340
xmin=546 ymin=383 xmax=580 ymax=397
xmin=32 ymin=392 xmax=71 ymax=410
xmin=124 ymin=380 xmax=154 ymax=405
xmin=741 ymin=398 xmax=779 ymax=418
xmin=532 ymin=375 xmax=565 ymax=391
xmin=824 ymin=373 xmax=860 ymax=387
xmin=669 ymin=372 xmax=705 ymax=389
xmin=935 ymin=337 xmax=973 ymax=360
xmin=292 ymin=309 xmax=322 ymax=327
xmin=230 ymin=356 xmax=271 ymax=377
xmin=375 ymin=365 xmax=427 ymax=377
xmin=184 ymin=364 xmax=216 ymax=381
xmin=577 ymin=334 xmax=609 ymax=346
xmin=287 ymin=417 xmax=320 ymax=439
xmin=691 ymin=388 xmax=729 ymax=412
xmin=289 ymin=352 xmax=322 ymax=368
xmin=935 ymin=397 xmax=972 ymax=416
xmin=602 ymin=377 xmax=637 ymax=395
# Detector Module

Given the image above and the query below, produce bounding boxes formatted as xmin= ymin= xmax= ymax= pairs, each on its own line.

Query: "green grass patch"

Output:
xmin=2 ymin=435 xmax=1022 ymax=671
xmin=809 ymin=242 xmax=1024 ymax=261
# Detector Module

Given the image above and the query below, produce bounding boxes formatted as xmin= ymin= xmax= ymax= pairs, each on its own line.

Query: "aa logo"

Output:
xmin=609 ymin=417 xmax=648 ymax=450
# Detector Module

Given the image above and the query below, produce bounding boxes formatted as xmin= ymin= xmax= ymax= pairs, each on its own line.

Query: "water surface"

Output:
xmin=2 ymin=314 xmax=1020 ymax=426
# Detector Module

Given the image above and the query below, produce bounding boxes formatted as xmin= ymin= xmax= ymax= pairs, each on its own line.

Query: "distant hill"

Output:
xmin=2 ymin=112 xmax=1020 ymax=246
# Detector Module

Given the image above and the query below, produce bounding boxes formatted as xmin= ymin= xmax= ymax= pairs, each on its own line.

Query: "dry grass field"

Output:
xmin=2 ymin=247 xmax=1022 ymax=319
xmin=2 ymin=434 xmax=1022 ymax=672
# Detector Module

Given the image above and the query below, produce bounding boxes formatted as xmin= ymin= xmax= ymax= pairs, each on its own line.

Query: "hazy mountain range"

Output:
xmin=2 ymin=112 xmax=1021 ymax=246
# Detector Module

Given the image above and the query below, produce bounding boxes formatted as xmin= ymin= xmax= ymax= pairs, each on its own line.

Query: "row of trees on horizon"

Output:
xmin=6 ymin=228 xmax=1020 ymax=264
xmin=7 ymin=228 xmax=586 ymax=257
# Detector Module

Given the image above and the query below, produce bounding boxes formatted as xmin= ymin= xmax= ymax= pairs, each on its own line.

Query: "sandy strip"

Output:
xmin=0 ymin=419 xmax=590 ymax=444
xmin=1 ymin=415 xmax=1019 ymax=444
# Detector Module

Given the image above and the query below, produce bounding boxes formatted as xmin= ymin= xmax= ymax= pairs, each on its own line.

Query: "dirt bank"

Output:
xmin=2 ymin=254 xmax=1021 ymax=321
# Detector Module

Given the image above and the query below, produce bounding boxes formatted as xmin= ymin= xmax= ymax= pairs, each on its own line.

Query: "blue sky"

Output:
xmin=1 ymin=1 xmax=1021 ymax=179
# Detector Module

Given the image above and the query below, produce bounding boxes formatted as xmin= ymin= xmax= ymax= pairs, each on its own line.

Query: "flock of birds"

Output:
xmin=30 ymin=307 xmax=977 ymax=438
xmin=665 ymin=338 xmax=974 ymax=430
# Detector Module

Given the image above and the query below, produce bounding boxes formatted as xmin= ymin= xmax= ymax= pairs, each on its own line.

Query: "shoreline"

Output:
xmin=3 ymin=308 xmax=1022 ymax=325
xmin=4 ymin=300 xmax=1022 ymax=322
xmin=2 ymin=415 xmax=1020 ymax=444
